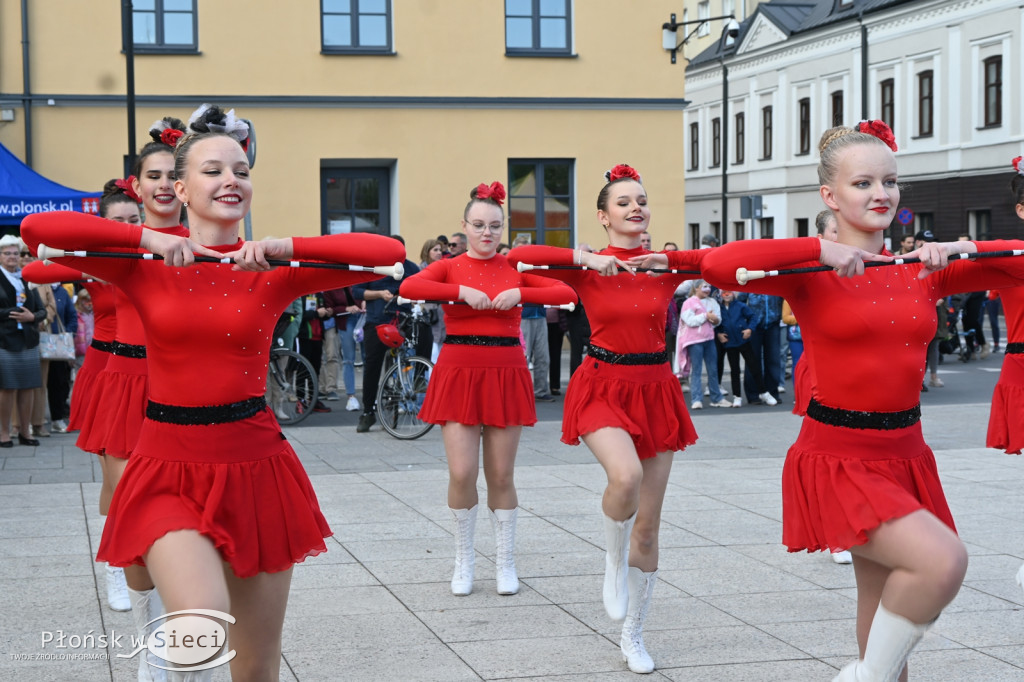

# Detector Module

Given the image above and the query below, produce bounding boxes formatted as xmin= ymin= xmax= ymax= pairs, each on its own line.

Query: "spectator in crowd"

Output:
xmin=322 ymin=287 xmax=362 ymax=411
xmin=740 ymin=292 xmax=782 ymax=406
xmin=546 ymin=306 xmax=568 ymax=396
xmin=74 ymin=288 xmax=94 ymax=369
xmin=640 ymin=231 xmax=652 ymax=250
xmin=700 ymin=233 xmax=719 ymax=249
xmin=914 ymin=229 xmax=936 ymax=250
xmin=715 ymin=290 xmax=763 ymax=407
xmin=46 ymin=281 xmax=78 ymax=433
xmin=663 ymin=242 xmax=679 ymax=251
xmin=895 ymin=233 xmax=915 ymax=255
xmin=297 ymin=292 xmax=332 ymax=413
xmin=522 ymin=290 xmax=553 ymax=402
xmin=566 ymin=243 xmax=593 ymax=376
xmin=20 ymin=247 xmax=56 ymax=438
xmin=449 ymin=232 xmax=467 ymax=257
xmin=419 ymin=238 xmax=447 ymax=362
xmin=679 ymin=280 xmax=730 ymax=409
xmin=987 ymin=290 xmax=1002 ymax=353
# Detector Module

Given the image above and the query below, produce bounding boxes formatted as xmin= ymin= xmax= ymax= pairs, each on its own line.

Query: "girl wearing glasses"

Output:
xmin=507 ymin=165 xmax=706 ymax=674
xmin=400 ymin=182 xmax=575 ymax=598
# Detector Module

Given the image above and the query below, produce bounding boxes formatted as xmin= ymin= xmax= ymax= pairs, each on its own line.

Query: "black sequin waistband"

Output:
xmin=807 ymin=397 xmax=920 ymax=431
xmin=1005 ymin=343 xmax=1024 ymax=354
xmin=110 ymin=341 xmax=146 ymax=359
xmin=445 ymin=335 xmax=521 ymax=347
xmin=587 ymin=343 xmax=669 ymax=366
xmin=146 ymin=396 xmax=267 ymax=426
xmin=91 ymin=339 xmax=115 ymax=354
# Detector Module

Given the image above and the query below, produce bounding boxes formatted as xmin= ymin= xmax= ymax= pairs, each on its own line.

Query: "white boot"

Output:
xmin=620 ymin=567 xmax=657 ymax=673
xmin=603 ymin=512 xmax=635 ymax=621
xmin=128 ymin=587 xmax=168 ymax=682
xmin=1016 ymin=563 xmax=1024 ymax=596
xmin=450 ymin=505 xmax=478 ymax=596
xmin=490 ymin=507 xmax=520 ymax=595
xmin=832 ymin=604 xmax=930 ymax=682
xmin=168 ymin=671 xmax=212 ymax=682
xmin=105 ymin=564 xmax=131 ymax=611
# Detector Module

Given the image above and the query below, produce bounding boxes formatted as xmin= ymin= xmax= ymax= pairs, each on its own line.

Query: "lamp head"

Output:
xmin=723 ymin=19 xmax=740 ymax=47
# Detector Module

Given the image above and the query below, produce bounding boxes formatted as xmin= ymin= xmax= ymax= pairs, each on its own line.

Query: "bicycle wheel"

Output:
xmin=376 ymin=355 xmax=434 ymax=440
xmin=266 ymin=349 xmax=319 ymax=426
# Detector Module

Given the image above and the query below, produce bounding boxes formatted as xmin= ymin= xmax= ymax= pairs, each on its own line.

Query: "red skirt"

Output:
xmin=419 ymin=344 xmax=536 ymax=427
xmin=96 ymin=407 xmax=331 ymax=578
xmin=76 ymin=355 xmax=148 ymax=459
xmin=562 ymin=357 xmax=697 ymax=459
xmin=987 ymin=352 xmax=1024 ymax=455
xmin=783 ymin=417 xmax=956 ymax=553
xmin=791 ymin=357 xmax=811 ymax=417
xmin=67 ymin=345 xmax=111 ymax=432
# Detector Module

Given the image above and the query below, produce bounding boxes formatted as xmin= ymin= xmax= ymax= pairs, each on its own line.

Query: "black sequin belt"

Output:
xmin=110 ymin=341 xmax=146 ymax=359
xmin=91 ymin=339 xmax=115 ymax=354
xmin=1005 ymin=343 xmax=1024 ymax=354
xmin=807 ymin=397 xmax=920 ymax=431
xmin=587 ymin=343 xmax=669 ymax=366
xmin=445 ymin=335 xmax=521 ymax=347
xmin=146 ymin=396 xmax=267 ymax=426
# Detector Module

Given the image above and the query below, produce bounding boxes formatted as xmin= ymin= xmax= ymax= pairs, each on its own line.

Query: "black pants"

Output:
xmin=547 ymin=322 xmax=565 ymax=391
xmin=362 ymin=322 xmax=431 ymax=414
xmin=963 ymin=292 xmax=986 ymax=348
xmin=566 ymin=308 xmax=591 ymax=377
xmin=298 ymin=337 xmax=323 ymax=379
xmin=725 ymin=343 xmax=763 ymax=400
xmin=47 ymin=360 xmax=72 ymax=422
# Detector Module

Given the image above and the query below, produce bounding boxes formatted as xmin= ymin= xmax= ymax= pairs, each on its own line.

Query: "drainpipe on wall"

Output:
xmin=20 ymin=0 xmax=33 ymax=166
xmin=860 ymin=11 xmax=868 ymax=120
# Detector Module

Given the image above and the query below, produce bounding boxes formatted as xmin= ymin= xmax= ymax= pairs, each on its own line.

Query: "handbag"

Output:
xmin=39 ymin=314 xmax=75 ymax=361
xmin=786 ymin=324 xmax=802 ymax=342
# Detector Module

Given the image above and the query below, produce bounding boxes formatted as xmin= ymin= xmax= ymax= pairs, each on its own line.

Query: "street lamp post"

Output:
xmin=722 ymin=59 xmax=728 ymax=242
xmin=121 ymin=0 xmax=137 ymax=177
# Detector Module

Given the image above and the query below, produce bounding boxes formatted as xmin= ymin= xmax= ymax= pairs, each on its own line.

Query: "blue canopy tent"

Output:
xmin=0 ymin=142 xmax=101 ymax=227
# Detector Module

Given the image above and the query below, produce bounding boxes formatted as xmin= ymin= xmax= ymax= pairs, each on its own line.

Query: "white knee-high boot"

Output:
xmin=620 ymin=567 xmax=657 ymax=673
xmin=832 ymin=604 xmax=930 ymax=682
xmin=603 ymin=512 xmax=635 ymax=621
xmin=127 ymin=587 xmax=167 ymax=682
xmin=167 ymin=670 xmax=212 ymax=682
xmin=489 ymin=507 xmax=520 ymax=595
xmin=450 ymin=505 xmax=478 ymax=596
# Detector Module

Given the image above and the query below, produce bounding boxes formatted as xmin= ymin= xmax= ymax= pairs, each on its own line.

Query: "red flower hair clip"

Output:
xmin=160 ymin=128 xmax=184 ymax=147
xmin=1012 ymin=156 xmax=1024 ymax=176
xmin=475 ymin=181 xmax=506 ymax=206
xmin=113 ymin=176 xmax=142 ymax=203
xmin=605 ymin=164 xmax=642 ymax=183
xmin=857 ymin=120 xmax=897 ymax=152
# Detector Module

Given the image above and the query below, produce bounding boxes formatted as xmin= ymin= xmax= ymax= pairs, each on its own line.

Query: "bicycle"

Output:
xmin=266 ymin=346 xmax=319 ymax=426
xmin=375 ymin=305 xmax=435 ymax=440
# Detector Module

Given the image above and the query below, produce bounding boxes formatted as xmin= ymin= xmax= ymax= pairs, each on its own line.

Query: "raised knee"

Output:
xmin=607 ymin=469 xmax=643 ymax=496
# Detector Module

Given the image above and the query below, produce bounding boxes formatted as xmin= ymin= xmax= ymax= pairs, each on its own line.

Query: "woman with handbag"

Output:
xmin=0 ymin=235 xmax=48 ymax=447
xmin=44 ymin=283 xmax=78 ymax=433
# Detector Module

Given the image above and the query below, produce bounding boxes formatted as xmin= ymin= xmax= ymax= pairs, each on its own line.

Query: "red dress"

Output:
xmin=987 ymin=286 xmax=1024 ymax=454
xmin=508 ymin=245 xmax=704 ymax=459
xmin=399 ymin=253 xmax=575 ymax=427
xmin=22 ymin=212 xmax=407 ymax=578
xmin=698 ymin=238 xmax=1024 ymax=552
xmin=792 ymin=357 xmax=813 ymax=417
xmin=21 ymin=261 xmax=117 ymax=433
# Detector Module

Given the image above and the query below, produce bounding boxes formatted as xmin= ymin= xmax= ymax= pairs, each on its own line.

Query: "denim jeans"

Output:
xmin=744 ymin=324 xmax=782 ymax=401
xmin=689 ymin=339 xmax=723 ymax=403
xmin=338 ymin=320 xmax=357 ymax=396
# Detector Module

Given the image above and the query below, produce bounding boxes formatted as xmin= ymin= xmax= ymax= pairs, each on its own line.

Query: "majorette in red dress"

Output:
xmin=21 ymin=261 xmax=117 ymax=433
xmin=22 ymin=211 xmax=407 ymax=577
xmin=698 ymin=237 xmax=1024 ymax=552
xmin=987 ymin=286 xmax=1024 ymax=454
xmin=399 ymin=253 xmax=575 ymax=427
xmin=508 ymin=245 xmax=705 ymax=459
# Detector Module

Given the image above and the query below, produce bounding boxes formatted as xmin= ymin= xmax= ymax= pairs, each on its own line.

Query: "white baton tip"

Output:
xmin=391 ymin=262 xmax=404 ymax=280
xmin=36 ymin=244 xmax=64 ymax=260
xmin=397 ymin=296 xmax=410 ymax=305
xmin=516 ymin=262 xmax=532 ymax=272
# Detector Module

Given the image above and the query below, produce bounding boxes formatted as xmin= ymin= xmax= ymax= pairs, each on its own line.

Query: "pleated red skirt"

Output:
xmin=782 ymin=416 xmax=956 ymax=553
xmin=67 ymin=345 xmax=111 ymax=432
xmin=76 ymin=354 xmax=148 ymax=459
xmin=562 ymin=357 xmax=697 ymax=459
xmin=986 ymin=352 xmax=1024 ymax=455
xmin=419 ymin=343 xmax=536 ymax=427
xmin=96 ymin=407 xmax=331 ymax=578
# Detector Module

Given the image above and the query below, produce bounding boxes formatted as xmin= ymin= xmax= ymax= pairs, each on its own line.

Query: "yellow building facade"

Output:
xmin=0 ymin=1 xmax=690 ymax=251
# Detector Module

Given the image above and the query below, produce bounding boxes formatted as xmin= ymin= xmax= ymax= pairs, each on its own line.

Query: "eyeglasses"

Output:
xmin=20 ymin=252 xmax=31 ymax=256
xmin=465 ymin=222 xmax=504 ymax=234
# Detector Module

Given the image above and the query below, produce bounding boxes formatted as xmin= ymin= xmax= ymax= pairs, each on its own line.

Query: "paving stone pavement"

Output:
xmin=1 ymin=397 xmax=1023 ymax=680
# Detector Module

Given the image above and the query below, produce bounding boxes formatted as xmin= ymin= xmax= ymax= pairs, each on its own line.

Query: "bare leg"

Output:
xmin=481 ymin=425 xmax=522 ymax=510
xmin=16 ymin=389 xmax=33 ymax=437
xmin=145 ymin=530 xmax=230 ymax=614
xmin=223 ymin=566 xmax=293 ymax=682
xmin=443 ymin=423 xmax=482 ymax=509
xmin=105 ymin=456 xmax=157 ymax=591
xmin=630 ymin=452 xmax=673 ymax=573
xmin=582 ymin=427 xmax=643 ymax=520
xmin=98 ymin=454 xmax=115 ymax=515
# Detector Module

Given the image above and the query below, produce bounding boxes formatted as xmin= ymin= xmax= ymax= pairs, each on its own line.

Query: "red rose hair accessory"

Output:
xmin=856 ymin=120 xmax=897 ymax=152
xmin=475 ymin=181 xmax=506 ymax=206
xmin=113 ymin=176 xmax=142 ymax=203
xmin=160 ymin=128 xmax=184 ymax=147
xmin=1012 ymin=156 xmax=1024 ymax=176
xmin=605 ymin=164 xmax=642 ymax=183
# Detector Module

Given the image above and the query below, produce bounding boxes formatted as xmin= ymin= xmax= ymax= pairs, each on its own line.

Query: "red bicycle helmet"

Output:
xmin=376 ymin=323 xmax=404 ymax=348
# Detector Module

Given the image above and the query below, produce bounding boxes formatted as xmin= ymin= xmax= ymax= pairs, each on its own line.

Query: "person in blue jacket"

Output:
xmin=716 ymin=290 xmax=776 ymax=407
xmin=739 ymin=292 xmax=783 ymax=405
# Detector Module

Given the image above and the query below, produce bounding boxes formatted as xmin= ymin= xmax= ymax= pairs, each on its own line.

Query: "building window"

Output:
xmin=880 ymin=78 xmax=895 ymax=133
xmin=831 ymin=90 xmax=843 ymax=127
xmin=760 ymin=217 xmax=774 ymax=239
xmin=723 ymin=0 xmax=735 ymax=19
xmin=322 ymin=0 xmax=392 ymax=53
xmin=689 ymin=223 xmax=700 ymax=250
xmin=689 ymin=122 xmax=699 ymax=170
xmin=970 ymin=209 xmax=991 ymax=241
xmin=734 ymin=112 xmax=745 ymax=164
xmin=321 ymin=166 xmax=390 ymax=236
xmin=984 ymin=56 xmax=1002 ymax=127
xmin=915 ymin=213 xmax=934 ymax=234
xmin=761 ymin=106 xmax=773 ymax=160
xmin=508 ymin=160 xmax=574 ymax=247
xmin=798 ymin=98 xmax=811 ymax=155
xmin=132 ymin=0 xmax=197 ymax=51
xmin=711 ymin=118 xmax=721 ymax=168
xmin=505 ymin=0 xmax=571 ymax=55
xmin=733 ymin=221 xmax=744 ymax=242
xmin=917 ymin=70 xmax=933 ymax=137
xmin=710 ymin=222 xmax=721 ymax=246
xmin=796 ymin=218 xmax=808 ymax=238
xmin=697 ymin=2 xmax=710 ymax=36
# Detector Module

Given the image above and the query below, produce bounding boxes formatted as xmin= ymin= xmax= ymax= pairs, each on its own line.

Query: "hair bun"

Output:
xmin=1013 ymin=156 xmax=1024 ymax=176
xmin=101 ymin=176 xmax=141 ymax=203
xmin=148 ymin=116 xmax=186 ymax=148
xmin=472 ymin=181 xmax=506 ymax=206
xmin=187 ymin=103 xmax=249 ymax=148
xmin=605 ymin=164 xmax=642 ymax=184
xmin=856 ymin=120 xmax=898 ymax=152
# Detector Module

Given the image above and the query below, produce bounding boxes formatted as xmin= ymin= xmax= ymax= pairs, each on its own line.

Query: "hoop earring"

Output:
xmin=183 ymin=202 xmax=189 ymax=208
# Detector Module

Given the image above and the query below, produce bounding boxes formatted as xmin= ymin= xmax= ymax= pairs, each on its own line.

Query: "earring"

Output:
xmin=183 ymin=202 xmax=189 ymax=207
